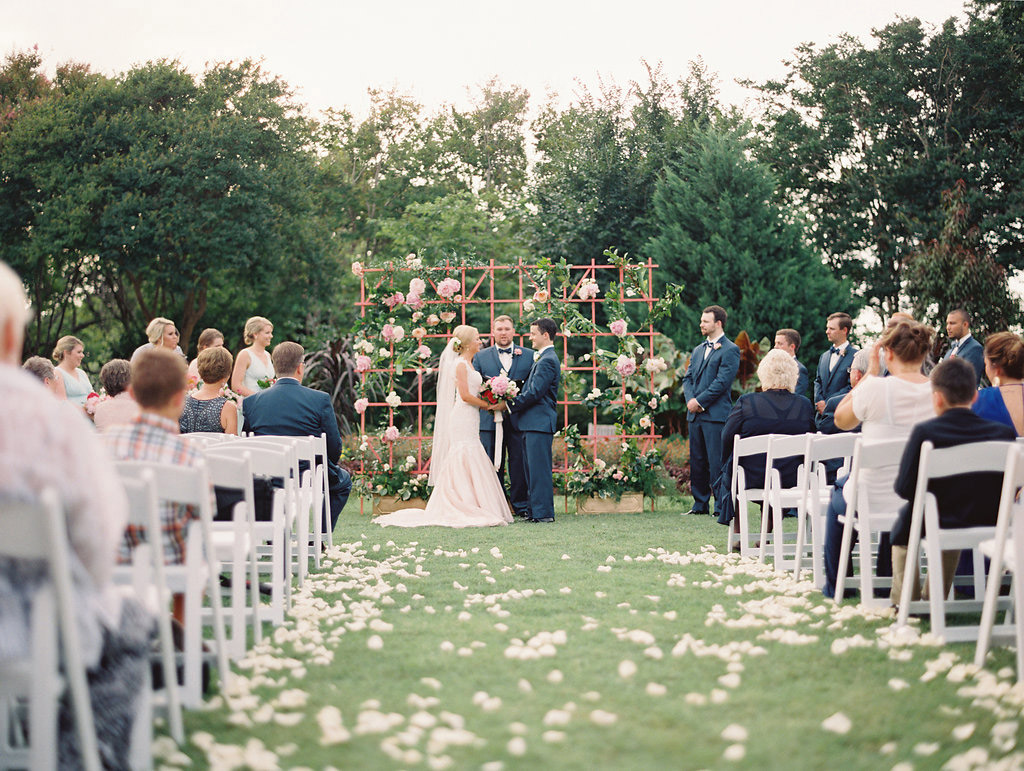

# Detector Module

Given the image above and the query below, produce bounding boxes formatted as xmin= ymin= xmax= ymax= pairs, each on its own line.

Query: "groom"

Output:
xmin=504 ymin=317 xmax=560 ymax=523
xmin=473 ymin=315 xmax=533 ymax=519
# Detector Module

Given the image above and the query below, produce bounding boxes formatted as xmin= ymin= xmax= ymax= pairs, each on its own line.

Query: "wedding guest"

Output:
xmin=187 ymin=327 xmax=226 ymax=385
xmin=714 ymin=349 xmax=816 ymax=530
xmin=130 ymin=317 xmax=184 ymax=362
xmin=52 ymin=334 xmax=93 ymax=407
xmin=22 ymin=354 xmax=65 ymax=398
xmin=93 ymin=358 xmax=140 ymax=433
xmin=180 ymin=347 xmax=238 ymax=435
xmin=940 ymin=308 xmax=985 ymax=385
xmin=821 ymin=320 xmax=937 ymax=598
xmin=813 ymin=312 xmax=858 ymax=425
xmin=972 ymin=332 xmax=1024 ymax=435
xmin=231 ymin=316 xmax=275 ymax=397
xmin=0 ymin=260 xmax=150 ymax=765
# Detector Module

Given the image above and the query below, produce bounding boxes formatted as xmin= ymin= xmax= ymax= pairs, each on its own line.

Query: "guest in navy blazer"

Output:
xmin=813 ymin=312 xmax=858 ymax=428
xmin=473 ymin=315 xmax=534 ymax=518
xmin=506 ymin=318 xmax=560 ymax=523
xmin=241 ymin=341 xmax=351 ymax=530
xmin=774 ymin=328 xmax=809 ymax=399
xmin=941 ymin=308 xmax=985 ymax=386
xmin=681 ymin=305 xmax=741 ymax=517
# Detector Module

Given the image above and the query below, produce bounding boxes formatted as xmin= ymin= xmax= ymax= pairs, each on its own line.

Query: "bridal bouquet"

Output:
xmin=480 ymin=374 xmax=519 ymax=405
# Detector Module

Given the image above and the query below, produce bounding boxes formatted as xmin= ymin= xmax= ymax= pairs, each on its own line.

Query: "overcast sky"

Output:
xmin=3 ymin=0 xmax=969 ymax=118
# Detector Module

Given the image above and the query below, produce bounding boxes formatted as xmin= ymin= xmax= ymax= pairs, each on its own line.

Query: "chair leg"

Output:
xmin=834 ymin=515 xmax=855 ymax=603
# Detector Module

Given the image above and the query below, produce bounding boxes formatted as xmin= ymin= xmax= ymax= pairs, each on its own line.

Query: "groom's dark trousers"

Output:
xmin=509 ymin=347 xmax=561 ymax=522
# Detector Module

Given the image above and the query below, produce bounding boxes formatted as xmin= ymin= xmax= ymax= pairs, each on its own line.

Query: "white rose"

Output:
xmin=385 ymin=391 xmax=402 ymax=408
xmin=624 ymin=394 xmax=633 ymax=403
xmin=523 ymin=299 xmax=535 ymax=312
xmin=379 ymin=347 xmax=390 ymax=358
xmin=383 ymin=464 xmax=391 ymax=472
xmin=639 ymin=417 xmax=652 ymax=429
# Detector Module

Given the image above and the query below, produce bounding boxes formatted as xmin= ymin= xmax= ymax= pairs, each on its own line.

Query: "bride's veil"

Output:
xmin=429 ymin=338 xmax=459 ymax=486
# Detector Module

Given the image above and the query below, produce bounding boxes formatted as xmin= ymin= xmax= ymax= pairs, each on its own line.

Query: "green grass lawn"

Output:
xmin=158 ymin=495 xmax=1024 ymax=770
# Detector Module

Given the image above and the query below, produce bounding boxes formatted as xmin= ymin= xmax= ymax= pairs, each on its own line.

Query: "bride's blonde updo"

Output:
xmin=450 ymin=324 xmax=478 ymax=354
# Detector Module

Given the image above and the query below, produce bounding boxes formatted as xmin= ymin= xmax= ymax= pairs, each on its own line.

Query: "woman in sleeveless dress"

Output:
xmin=376 ymin=325 xmax=512 ymax=528
xmin=973 ymin=332 xmax=1024 ymax=435
xmin=232 ymin=316 xmax=275 ymax=397
xmin=180 ymin=347 xmax=238 ymax=434
xmin=52 ymin=335 xmax=93 ymax=407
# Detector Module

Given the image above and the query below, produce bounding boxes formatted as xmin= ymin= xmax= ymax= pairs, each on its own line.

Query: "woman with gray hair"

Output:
xmin=713 ymin=349 xmax=816 ymax=528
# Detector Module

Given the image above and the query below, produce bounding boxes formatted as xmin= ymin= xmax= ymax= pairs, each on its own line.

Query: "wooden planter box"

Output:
xmin=576 ymin=493 xmax=644 ymax=514
xmin=372 ymin=495 xmax=428 ymax=516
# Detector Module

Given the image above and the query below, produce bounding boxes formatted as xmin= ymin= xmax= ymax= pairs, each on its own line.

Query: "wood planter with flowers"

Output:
xmin=372 ymin=495 xmax=428 ymax=517
xmin=576 ymin=493 xmax=644 ymax=514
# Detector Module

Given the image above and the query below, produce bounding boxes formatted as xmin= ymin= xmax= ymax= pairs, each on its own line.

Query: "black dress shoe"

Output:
xmin=528 ymin=517 xmax=555 ymax=523
xmin=682 ymin=508 xmax=708 ymax=516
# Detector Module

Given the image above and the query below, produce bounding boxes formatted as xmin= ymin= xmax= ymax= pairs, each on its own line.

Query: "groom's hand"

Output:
xmin=491 ymin=402 xmax=507 ymax=411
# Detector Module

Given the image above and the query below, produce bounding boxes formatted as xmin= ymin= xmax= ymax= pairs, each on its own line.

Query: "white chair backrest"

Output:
xmin=203 ymin=452 xmax=255 ymax=504
xmin=846 ymin=438 xmax=908 ymax=516
xmin=769 ymin=433 xmax=811 ymax=465
xmin=115 ymin=460 xmax=212 ymax=509
xmin=732 ymin=434 xmax=778 ymax=494
xmin=809 ymin=432 xmax=859 ymax=465
xmin=920 ymin=440 xmax=1016 ymax=481
xmin=204 ymin=442 xmax=292 ymax=480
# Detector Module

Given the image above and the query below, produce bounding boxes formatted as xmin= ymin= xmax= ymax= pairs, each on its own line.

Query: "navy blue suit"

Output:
xmin=241 ymin=377 xmax=351 ymax=529
xmin=813 ymin=345 xmax=858 ymax=428
xmin=681 ymin=336 xmax=741 ymax=514
xmin=941 ymin=335 xmax=985 ymax=386
xmin=795 ymin=359 xmax=809 ymax=401
xmin=473 ymin=343 xmax=534 ymax=517
xmin=508 ymin=347 xmax=560 ymax=521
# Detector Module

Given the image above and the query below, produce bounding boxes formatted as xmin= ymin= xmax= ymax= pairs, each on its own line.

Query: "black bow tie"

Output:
xmin=497 ymin=348 xmax=512 ymax=355
xmin=830 ymin=346 xmax=841 ymax=355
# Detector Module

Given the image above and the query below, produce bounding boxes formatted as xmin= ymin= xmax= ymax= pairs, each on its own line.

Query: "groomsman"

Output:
xmin=505 ymin=318 xmax=560 ymax=523
xmin=681 ymin=305 xmax=741 ymax=517
xmin=474 ymin=315 xmax=533 ymax=518
xmin=774 ymin=328 xmax=809 ymax=399
xmin=813 ymin=312 xmax=858 ymax=427
xmin=941 ymin=308 xmax=984 ymax=385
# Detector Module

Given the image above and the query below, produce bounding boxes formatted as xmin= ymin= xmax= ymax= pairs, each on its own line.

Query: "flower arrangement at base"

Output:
xmin=355 ymin=454 xmax=430 ymax=502
xmin=559 ymin=427 xmax=664 ymax=503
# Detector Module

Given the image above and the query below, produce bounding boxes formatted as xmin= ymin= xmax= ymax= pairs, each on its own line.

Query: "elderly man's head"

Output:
xmin=0 ymin=262 xmax=30 ymax=366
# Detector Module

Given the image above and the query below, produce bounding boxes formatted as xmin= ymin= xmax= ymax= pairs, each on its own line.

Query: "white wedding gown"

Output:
xmin=376 ymin=359 xmax=513 ymax=528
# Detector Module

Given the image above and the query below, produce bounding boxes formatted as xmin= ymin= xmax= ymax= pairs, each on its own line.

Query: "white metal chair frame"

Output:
xmin=726 ymin=434 xmax=778 ymax=560
xmin=762 ymin=433 xmax=813 ymax=572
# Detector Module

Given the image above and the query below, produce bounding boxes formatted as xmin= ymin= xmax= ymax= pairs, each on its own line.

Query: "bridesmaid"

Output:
xmin=231 ymin=316 xmax=275 ymax=397
xmin=973 ymin=332 xmax=1024 ymax=435
xmin=130 ymin=317 xmax=184 ymax=362
xmin=52 ymin=335 xmax=93 ymax=407
xmin=187 ymin=327 xmax=225 ymax=386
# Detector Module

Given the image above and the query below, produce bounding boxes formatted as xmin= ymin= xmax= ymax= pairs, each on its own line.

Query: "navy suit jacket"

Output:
xmin=889 ymin=408 xmax=1016 ymax=546
xmin=508 ymin=348 xmax=559 ymax=434
xmin=241 ymin=378 xmax=342 ymax=463
xmin=795 ymin=359 xmax=809 ymax=401
xmin=473 ymin=344 xmax=534 ymax=432
xmin=681 ymin=337 xmax=741 ymax=423
xmin=813 ymin=345 xmax=858 ymax=404
xmin=941 ymin=335 xmax=985 ymax=385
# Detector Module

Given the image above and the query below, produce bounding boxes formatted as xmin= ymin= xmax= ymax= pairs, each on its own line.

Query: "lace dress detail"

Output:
xmin=376 ymin=361 xmax=512 ymax=528
xmin=179 ymin=395 xmax=227 ymax=433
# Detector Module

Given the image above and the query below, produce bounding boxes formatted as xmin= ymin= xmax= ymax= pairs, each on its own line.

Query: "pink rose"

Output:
xmin=437 ymin=277 xmax=461 ymax=299
xmin=405 ymin=292 xmax=424 ymax=310
xmin=381 ymin=323 xmax=395 ymax=343
xmin=427 ymin=314 xmax=440 ymax=327
xmin=391 ymin=325 xmax=405 ymax=342
xmin=577 ymin=278 xmax=599 ymax=301
xmin=644 ymin=356 xmax=668 ymax=374
xmin=355 ymin=355 xmax=372 ymax=373
xmin=417 ymin=345 xmax=431 ymax=359
xmin=412 ymin=326 xmax=427 ymax=340
xmin=612 ymin=470 xmax=624 ymax=480
xmin=383 ymin=291 xmax=405 ymax=309
xmin=610 ymin=319 xmax=628 ymax=337
xmin=351 ymin=261 xmax=364 ymax=277
xmin=382 ymin=426 xmax=400 ymax=443
xmin=409 ymin=277 xmax=426 ymax=295
xmin=355 ymin=397 xmax=369 ymax=414
xmin=649 ymin=397 xmax=659 ymax=409
xmin=489 ymin=375 xmax=511 ymax=396
xmin=615 ymin=355 xmax=637 ymax=377
xmin=533 ymin=289 xmax=550 ymax=303
xmin=440 ymin=311 xmax=456 ymax=323
xmin=412 ymin=311 xmax=423 ymax=322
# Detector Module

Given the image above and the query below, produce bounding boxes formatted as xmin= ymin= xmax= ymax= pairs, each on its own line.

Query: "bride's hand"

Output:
xmin=489 ymin=402 xmax=507 ymax=411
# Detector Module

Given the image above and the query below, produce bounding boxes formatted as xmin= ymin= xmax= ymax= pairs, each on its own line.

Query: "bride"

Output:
xmin=375 ymin=325 xmax=513 ymax=528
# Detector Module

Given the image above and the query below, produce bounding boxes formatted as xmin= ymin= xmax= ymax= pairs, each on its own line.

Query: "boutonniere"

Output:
xmin=533 ymin=351 xmax=540 ymax=363
xmin=513 ymin=347 xmax=522 ymax=356
xmin=713 ymin=342 xmax=722 ymax=351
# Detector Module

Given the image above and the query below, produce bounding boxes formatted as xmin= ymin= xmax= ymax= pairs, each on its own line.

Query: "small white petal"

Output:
xmin=822 ymin=712 xmax=852 ymax=735
xmin=723 ymin=744 xmax=746 ymax=762
xmin=721 ymin=724 xmax=748 ymax=742
xmin=507 ymin=737 xmax=527 ymax=756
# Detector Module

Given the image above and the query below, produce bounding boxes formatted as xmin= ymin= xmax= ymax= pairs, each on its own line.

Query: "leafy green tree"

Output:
xmin=646 ymin=122 xmax=849 ymax=356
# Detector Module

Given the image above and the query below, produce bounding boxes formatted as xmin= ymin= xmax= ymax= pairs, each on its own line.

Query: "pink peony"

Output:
xmin=383 ymin=291 xmax=405 ymax=309
xmin=381 ymin=323 xmax=396 ymax=343
xmin=405 ymin=292 xmax=424 ymax=310
xmin=355 ymin=397 xmax=370 ymax=414
xmin=408 ymin=277 xmax=426 ymax=295
xmin=391 ymin=325 xmax=405 ymax=342
xmin=351 ymin=261 xmax=364 ymax=277
xmin=612 ymin=470 xmax=624 ymax=480
xmin=615 ymin=355 xmax=637 ymax=377
xmin=382 ymin=426 xmax=400 ymax=443
xmin=644 ymin=356 xmax=668 ymax=374
xmin=440 ymin=311 xmax=456 ymax=323
xmin=412 ymin=311 xmax=423 ymax=322
xmin=610 ymin=319 xmax=628 ymax=337
xmin=355 ymin=355 xmax=372 ymax=373
xmin=489 ymin=374 xmax=511 ymax=396
xmin=437 ymin=277 xmax=461 ymax=299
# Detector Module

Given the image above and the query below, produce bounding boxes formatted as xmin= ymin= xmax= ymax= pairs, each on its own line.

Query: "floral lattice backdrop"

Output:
xmin=350 ymin=251 xmax=681 ymax=506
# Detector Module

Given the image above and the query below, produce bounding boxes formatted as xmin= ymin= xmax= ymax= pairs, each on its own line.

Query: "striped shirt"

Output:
xmin=103 ymin=412 xmax=202 ymax=564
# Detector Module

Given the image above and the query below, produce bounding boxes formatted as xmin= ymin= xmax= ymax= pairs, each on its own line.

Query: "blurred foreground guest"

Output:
xmin=53 ymin=335 xmax=93 ymax=406
xmin=22 ymin=354 xmax=65 ymax=398
xmin=180 ymin=347 xmax=238 ymax=435
xmin=93 ymin=359 xmax=140 ymax=434
xmin=972 ymin=332 xmax=1024 ymax=435
xmin=0 ymin=260 xmax=150 ymax=767
xmin=131 ymin=317 xmax=184 ymax=362
xmin=187 ymin=327 xmax=225 ymax=385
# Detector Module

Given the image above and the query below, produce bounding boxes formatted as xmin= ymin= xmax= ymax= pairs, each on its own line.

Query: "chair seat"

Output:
xmin=979 ymin=538 xmax=1016 ymax=572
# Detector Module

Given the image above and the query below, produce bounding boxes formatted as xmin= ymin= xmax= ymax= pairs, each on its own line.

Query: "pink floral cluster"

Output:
xmin=406 ymin=277 xmax=426 ymax=309
xmin=355 ymin=397 xmax=369 ymax=414
xmin=609 ymin=319 xmax=628 ymax=337
xmin=355 ymin=355 xmax=372 ymax=373
xmin=577 ymin=278 xmax=599 ymax=301
xmin=381 ymin=323 xmax=405 ymax=343
xmin=615 ymin=355 xmax=637 ymax=377
xmin=437 ymin=277 xmax=461 ymax=299
xmin=383 ymin=291 xmax=405 ymax=309
xmin=382 ymin=426 xmax=400 ymax=443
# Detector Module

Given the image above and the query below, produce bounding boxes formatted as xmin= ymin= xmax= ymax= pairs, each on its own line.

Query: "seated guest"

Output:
xmin=52 ymin=335 xmax=93 ymax=407
xmin=93 ymin=359 xmax=140 ymax=433
xmin=714 ymin=349 xmax=816 ymax=530
xmin=180 ymin=347 xmax=238 ymax=435
xmin=130 ymin=317 xmax=184 ymax=362
xmin=22 ymin=355 xmax=66 ymax=399
xmin=187 ymin=327 xmax=226 ymax=385
xmin=821 ymin=320 xmax=937 ymax=598
xmin=242 ymin=341 xmax=351 ymax=531
xmin=0 ymin=261 xmax=150 ymax=765
xmin=972 ymin=331 xmax=1024 ymax=435
xmin=889 ymin=358 xmax=1017 ymax=604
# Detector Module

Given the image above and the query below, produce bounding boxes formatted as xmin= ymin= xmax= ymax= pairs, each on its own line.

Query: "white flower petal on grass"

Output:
xmin=560 ymin=587 xmax=572 ymax=594
xmin=888 ymin=679 xmax=910 ymax=691
xmin=952 ymin=723 xmax=976 ymax=741
xmin=542 ymin=731 xmax=566 ymax=743
xmin=723 ymin=744 xmax=746 ymax=762
xmin=561 ymin=554 xmax=571 ymax=560
xmin=273 ymin=712 xmax=304 ymax=726
xmin=367 ymin=635 xmax=384 ymax=650
xmin=721 ymin=724 xmax=748 ymax=742
xmin=710 ymin=689 xmax=729 ymax=704
xmin=891 ymin=764 xmax=914 ymax=771
xmin=646 ymin=683 xmax=667 ymax=696
xmin=275 ymin=743 xmax=297 ymax=757
xmin=440 ymin=641 xmax=455 ymax=652
xmin=481 ymin=763 xmax=504 ymax=771
xmin=508 ymin=722 xmax=528 ymax=735
xmin=582 ymin=691 xmax=601 ymax=702
xmin=879 ymin=742 xmax=898 ymax=755
xmin=913 ymin=742 xmax=939 ymax=756
xmin=685 ymin=693 xmax=708 ymax=706
xmin=507 ymin=737 xmax=527 ymax=756
xmin=718 ymin=673 xmax=741 ymax=689
xmin=597 ymin=565 xmax=612 ymax=573
xmin=420 ymin=677 xmax=442 ymax=691
xmin=618 ymin=660 xmax=637 ymax=678
xmin=822 ymin=712 xmax=852 ymax=735
xmin=543 ymin=709 xmax=572 ymax=727
xmin=457 ymin=647 xmax=474 ymax=657
xmin=547 ymin=670 xmax=564 ymax=684
xmin=518 ymin=679 xmax=533 ymax=693
xmin=590 ymin=710 xmax=618 ymax=726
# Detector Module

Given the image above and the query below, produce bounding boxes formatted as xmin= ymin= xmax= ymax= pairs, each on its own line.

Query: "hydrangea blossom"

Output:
xmin=382 ymin=426 xmax=400 ymax=443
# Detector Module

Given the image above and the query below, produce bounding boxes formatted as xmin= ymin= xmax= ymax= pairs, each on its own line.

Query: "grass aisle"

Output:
xmin=158 ymin=498 xmax=1024 ymax=770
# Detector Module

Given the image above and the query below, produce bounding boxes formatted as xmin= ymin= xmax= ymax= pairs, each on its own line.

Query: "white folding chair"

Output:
xmin=202 ymin=452 xmax=262 ymax=659
xmin=726 ymin=434 xmax=777 ymax=560
xmin=762 ymin=433 xmax=813 ymax=572
xmin=114 ymin=461 xmax=231 ymax=709
xmin=794 ymin=433 xmax=859 ymax=584
xmin=834 ymin=438 xmax=908 ymax=607
xmin=183 ymin=433 xmax=238 ymax=450
xmin=975 ymin=444 xmax=1024 ymax=676
xmin=893 ymin=440 xmax=1017 ymax=642
xmin=113 ymin=472 xmax=184 ymax=746
xmin=0 ymin=489 xmax=101 ymax=771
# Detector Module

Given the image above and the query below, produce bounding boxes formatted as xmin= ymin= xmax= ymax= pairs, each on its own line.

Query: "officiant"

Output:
xmin=474 ymin=315 xmax=533 ymax=519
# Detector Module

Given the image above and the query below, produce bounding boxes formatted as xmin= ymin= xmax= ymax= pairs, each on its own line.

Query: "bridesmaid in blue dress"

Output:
xmin=973 ymin=331 xmax=1024 ymax=435
xmin=52 ymin=335 xmax=93 ymax=406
